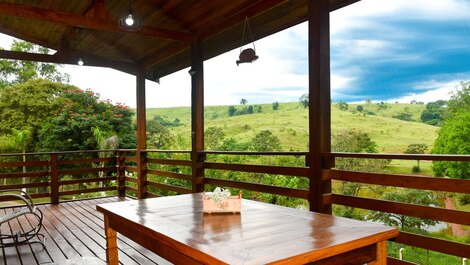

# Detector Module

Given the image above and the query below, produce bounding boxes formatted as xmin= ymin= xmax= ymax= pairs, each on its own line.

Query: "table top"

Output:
xmin=97 ymin=193 xmax=398 ymax=265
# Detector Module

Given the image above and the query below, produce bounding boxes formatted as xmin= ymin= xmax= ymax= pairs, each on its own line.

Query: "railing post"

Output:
xmin=116 ymin=150 xmax=126 ymax=197
xmin=137 ymin=150 xmax=147 ymax=199
xmin=50 ymin=153 xmax=59 ymax=204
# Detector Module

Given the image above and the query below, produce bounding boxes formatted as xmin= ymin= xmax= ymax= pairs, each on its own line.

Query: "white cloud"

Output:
xmin=387 ymin=79 xmax=465 ymax=103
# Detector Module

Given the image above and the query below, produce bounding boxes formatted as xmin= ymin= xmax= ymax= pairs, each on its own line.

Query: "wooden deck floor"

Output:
xmin=1 ymin=197 xmax=171 ymax=265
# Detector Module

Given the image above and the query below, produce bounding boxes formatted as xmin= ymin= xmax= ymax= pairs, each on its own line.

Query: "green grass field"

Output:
xmin=146 ymin=102 xmax=439 ymax=153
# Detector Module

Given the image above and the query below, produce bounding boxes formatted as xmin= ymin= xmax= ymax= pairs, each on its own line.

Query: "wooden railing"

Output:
xmin=323 ymin=153 xmax=470 ymax=265
xmin=0 ymin=150 xmax=120 ymax=204
xmin=0 ymin=149 xmax=468 ymax=263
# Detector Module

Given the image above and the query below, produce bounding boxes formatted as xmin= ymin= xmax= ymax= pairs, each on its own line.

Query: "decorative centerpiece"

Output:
xmin=202 ymin=187 xmax=241 ymax=214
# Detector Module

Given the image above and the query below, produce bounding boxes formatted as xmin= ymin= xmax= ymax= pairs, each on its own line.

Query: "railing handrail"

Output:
xmin=0 ymin=149 xmax=120 ymax=157
xmin=201 ymin=150 xmax=309 ymax=156
xmin=325 ymin=152 xmax=470 ymax=161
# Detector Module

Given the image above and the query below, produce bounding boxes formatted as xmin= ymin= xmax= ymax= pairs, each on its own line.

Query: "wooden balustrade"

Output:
xmin=0 ymin=149 xmax=469 ymax=262
xmin=0 ymin=150 xmax=119 ymax=203
xmin=323 ymin=152 xmax=470 ymax=262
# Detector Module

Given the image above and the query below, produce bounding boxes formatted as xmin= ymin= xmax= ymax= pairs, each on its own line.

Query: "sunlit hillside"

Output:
xmin=146 ymin=102 xmax=438 ymax=153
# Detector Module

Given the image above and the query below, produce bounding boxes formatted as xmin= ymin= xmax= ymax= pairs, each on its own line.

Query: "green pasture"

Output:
xmin=146 ymin=102 xmax=439 ymax=153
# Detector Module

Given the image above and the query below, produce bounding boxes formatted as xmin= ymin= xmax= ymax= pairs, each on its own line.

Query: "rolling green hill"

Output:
xmin=146 ymin=102 xmax=439 ymax=153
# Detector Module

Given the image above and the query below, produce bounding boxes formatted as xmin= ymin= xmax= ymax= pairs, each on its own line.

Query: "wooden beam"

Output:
xmin=0 ymin=2 xmax=194 ymax=42
xmin=0 ymin=26 xmax=58 ymax=50
xmin=308 ymin=0 xmax=331 ymax=214
xmin=0 ymin=49 xmax=137 ymax=74
xmin=330 ymin=0 xmax=361 ymax=11
xmin=190 ymin=38 xmax=205 ymax=193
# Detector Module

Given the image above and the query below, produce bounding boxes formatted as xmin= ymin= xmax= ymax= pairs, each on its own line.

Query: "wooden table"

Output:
xmin=97 ymin=194 xmax=398 ymax=265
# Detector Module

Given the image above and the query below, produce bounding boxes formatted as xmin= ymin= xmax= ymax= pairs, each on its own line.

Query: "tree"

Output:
xmin=368 ymin=189 xmax=437 ymax=231
xmin=240 ymin=98 xmax=247 ymax=105
xmin=299 ymin=94 xmax=309 ymax=108
xmin=252 ymin=130 xmax=281 ymax=151
xmin=93 ymin=127 xmax=119 ymax=181
xmin=420 ymin=100 xmax=445 ymax=126
xmin=337 ymin=101 xmax=348 ymax=111
xmin=446 ymin=81 xmax=470 ymax=115
xmin=0 ymin=129 xmax=32 ymax=189
xmin=404 ymin=143 xmax=428 ymax=172
xmin=0 ymin=79 xmax=71 ymax=147
xmin=432 ymin=110 xmax=470 ymax=179
xmin=432 ymin=82 xmax=470 ymax=179
xmin=246 ymin=105 xmax=254 ymax=114
xmin=331 ymin=129 xmax=389 ymax=173
xmin=272 ymin=102 xmax=280 ymax=110
xmin=365 ymin=98 xmax=371 ymax=104
xmin=393 ymin=108 xmax=414 ymax=121
xmin=356 ymin=105 xmax=363 ymax=112
xmin=38 ymin=88 xmax=135 ymax=151
xmin=146 ymin=120 xmax=174 ymax=149
xmin=205 ymin=127 xmax=225 ymax=150
xmin=331 ymin=129 xmax=389 ymax=219
xmin=227 ymin=106 xmax=237 ymax=116
xmin=0 ymin=41 xmax=69 ymax=88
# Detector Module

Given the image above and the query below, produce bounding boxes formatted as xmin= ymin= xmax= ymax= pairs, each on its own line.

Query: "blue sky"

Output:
xmin=1 ymin=0 xmax=470 ymax=108
xmin=329 ymin=0 xmax=470 ymax=103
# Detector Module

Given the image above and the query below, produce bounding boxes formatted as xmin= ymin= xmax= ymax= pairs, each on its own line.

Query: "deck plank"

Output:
xmin=1 ymin=197 xmax=171 ymax=265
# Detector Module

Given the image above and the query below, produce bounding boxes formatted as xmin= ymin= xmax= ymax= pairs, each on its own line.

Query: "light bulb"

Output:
xmin=78 ymin=58 xmax=84 ymax=66
xmin=125 ymin=14 xmax=134 ymax=26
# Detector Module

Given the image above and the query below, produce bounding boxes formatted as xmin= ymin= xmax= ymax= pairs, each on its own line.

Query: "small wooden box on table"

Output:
xmin=97 ymin=193 xmax=398 ymax=265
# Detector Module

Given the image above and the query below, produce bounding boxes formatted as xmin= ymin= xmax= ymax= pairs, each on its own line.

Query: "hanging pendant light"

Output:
xmin=119 ymin=0 xmax=142 ymax=31
xmin=236 ymin=17 xmax=259 ymax=66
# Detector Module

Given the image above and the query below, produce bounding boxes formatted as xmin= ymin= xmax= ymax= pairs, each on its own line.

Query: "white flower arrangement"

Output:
xmin=211 ymin=187 xmax=232 ymax=208
xmin=202 ymin=187 xmax=241 ymax=214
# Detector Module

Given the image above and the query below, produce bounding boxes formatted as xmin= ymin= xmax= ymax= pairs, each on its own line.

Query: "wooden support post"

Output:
xmin=116 ymin=150 xmax=126 ymax=197
xmin=49 ymin=153 xmax=59 ymax=204
xmin=136 ymin=69 xmax=148 ymax=199
xmin=308 ymin=0 xmax=332 ymax=214
xmin=190 ymin=38 xmax=205 ymax=193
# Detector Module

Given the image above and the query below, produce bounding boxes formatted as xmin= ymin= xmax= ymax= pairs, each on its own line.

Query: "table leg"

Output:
xmin=368 ymin=241 xmax=387 ymax=265
xmin=104 ymin=215 xmax=119 ymax=265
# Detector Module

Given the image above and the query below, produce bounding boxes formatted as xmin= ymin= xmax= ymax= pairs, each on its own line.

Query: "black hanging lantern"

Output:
xmin=119 ymin=0 xmax=142 ymax=31
xmin=236 ymin=17 xmax=259 ymax=66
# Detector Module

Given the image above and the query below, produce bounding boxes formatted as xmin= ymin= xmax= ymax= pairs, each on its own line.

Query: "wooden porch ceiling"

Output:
xmin=0 ymin=0 xmax=359 ymax=81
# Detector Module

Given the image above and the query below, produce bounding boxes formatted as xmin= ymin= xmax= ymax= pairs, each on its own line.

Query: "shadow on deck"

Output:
xmin=0 ymin=197 xmax=171 ymax=265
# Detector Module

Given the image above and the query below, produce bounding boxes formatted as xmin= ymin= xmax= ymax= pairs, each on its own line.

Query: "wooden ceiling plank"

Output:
xmin=0 ymin=2 xmax=194 ymax=42
xmin=200 ymin=0 xmax=287 ymax=39
xmin=88 ymin=32 xmax=138 ymax=63
xmin=141 ymin=0 xmax=192 ymax=33
xmin=142 ymin=42 xmax=188 ymax=68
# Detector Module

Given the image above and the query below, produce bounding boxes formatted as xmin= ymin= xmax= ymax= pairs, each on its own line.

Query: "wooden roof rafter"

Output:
xmin=0 ymin=49 xmax=137 ymax=74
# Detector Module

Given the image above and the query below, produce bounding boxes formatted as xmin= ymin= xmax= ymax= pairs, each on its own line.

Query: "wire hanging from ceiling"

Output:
xmin=236 ymin=16 xmax=259 ymax=66
xmin=77 ymin=28 xmax=84 ymax=66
